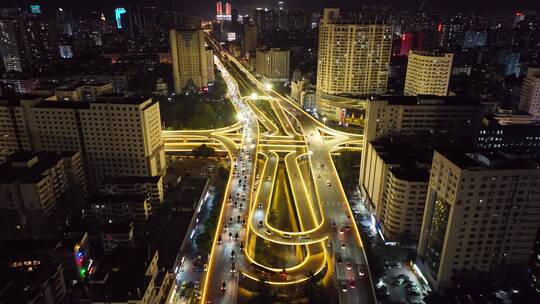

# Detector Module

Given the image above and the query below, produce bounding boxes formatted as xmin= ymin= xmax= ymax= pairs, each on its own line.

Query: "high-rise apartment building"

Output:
xmin=404 ymin=50 xmax=453 ymax=96
xmin=0 ymin=95 xmax=165 ymax=184
xmin=0 ymin=16 xmax=57 ymax=72
xmin=243 ymin=24 xmax=257 ymax=56
xmin=417 ymin=151 xmax=540 ymax=289
xmin=206 ymin=48 xmax=215 ymax=83
xmin=170 ymin=28 xmax=208 ymax=93
xmin=256 ymin=48 xmax=290 ymax=81
xmin=316 ymin=8 xmax=392 ymax=110
xmin=0 ymin=18 xmax=25 ymax=72
xmin=360 ymin=96 xmax=484 ymax=207
xmin=361 ymin=141 xmax=431 ymax=242
xmin=362 ymin=96 xmax=484 ymax=146
xmin=518 ymin=67 xmax=540 ymax=118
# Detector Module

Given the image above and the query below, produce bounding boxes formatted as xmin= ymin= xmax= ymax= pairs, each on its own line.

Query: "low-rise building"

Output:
xmin=84 ymin=249 xmax=174 ymax=304
xmin=101 ymin=176 xmax=164 ymax=208
xmin=0 ymin=152 xmax=86 ymax=240
xmin=0 ymin=262 xmax=67 ymax=304
xmin=83 ymin=194 xmax=151 ymax=229
xmin=0 ymin=232 xmax=90 ymax=282
xmin=101 ymin=222 xmax=135 ymax=255
xmin=54 ymin=82 xmax=113 ymax=101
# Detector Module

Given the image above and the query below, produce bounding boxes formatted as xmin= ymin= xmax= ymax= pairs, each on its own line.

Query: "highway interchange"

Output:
xmin=164 ymin=36 xmax=374 ymax=304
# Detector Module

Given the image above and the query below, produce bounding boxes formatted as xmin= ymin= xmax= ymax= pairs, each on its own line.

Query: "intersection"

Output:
xmin=163 ymin=37 xmax=374 ymax=304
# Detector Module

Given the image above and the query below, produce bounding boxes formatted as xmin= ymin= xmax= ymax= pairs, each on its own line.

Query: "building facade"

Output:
xmin=0 ymin=96 xmax=165 ymax=185
xmin=256 ymin=48 xmax=290 ymax=81
xmin=417 ymin=151 xmax=540 ymax=289
xmin=361 ymin=141 xmax=430 ymax=242
xmin=0 ymin=16 xmax=57 ymax=73
xmin=518 ymin=67 xmax=540 ymax=119
xmin=360 ymin=96 xmax=484 ymax=210
xmin=316 ymin=8 xmax=392 ymax=109
xmin=0 ymin=152 xmax=86 ymax=240
xmin=404 ymin=50 xmax=453 ymax=96
xmin=170 ymin=28 xmax=208 ymax=93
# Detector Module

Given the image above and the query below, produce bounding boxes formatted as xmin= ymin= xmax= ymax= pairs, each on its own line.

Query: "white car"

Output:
xmin=326 ymin=180 xmax=331 ymax=187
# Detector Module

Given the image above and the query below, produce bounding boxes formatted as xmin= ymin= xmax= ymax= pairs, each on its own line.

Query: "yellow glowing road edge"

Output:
xmin=284 ymin=151 xmax=324 ymax=233
xmin=201 ymin=56 xmax=247 ymax=304
xmin=257 ymin=97 xmax=290 ymax=136
xmin=240 ymin=246 xmax=329 ymax=286
xmin=206 ymin=42 xmax=376 ymax=303
xmin=260 ymin=151 xmax=324 ymax=237
xmin=248 ymin=98 xmax=287 ymax=136
xmin=245 ymin=98 xmax=280 ymax=136
xmin=269 ymin=99 xmax=301 ymax=137
xmin=225 ymin=52 xmax=363 ymax=139
xmin=246 ymin=150 xmax=327 ymax=244
xmin=162 ymin=120 xmax=242 ymax=136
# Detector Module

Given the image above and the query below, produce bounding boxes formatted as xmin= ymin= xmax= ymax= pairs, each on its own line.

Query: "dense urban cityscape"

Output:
xmin=0 ymin=0 xmax=539 ymax=303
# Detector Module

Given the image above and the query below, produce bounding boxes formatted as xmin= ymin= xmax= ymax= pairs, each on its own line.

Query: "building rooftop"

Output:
xmin=0 ymin=152 xmax=78 ymax=184
xmin=0 ymin=262 xmax=64 ymax=304
xmin=390 ymin=167 xmax=430 ymax=182
xmin=88 ymin=194 xmax=148 ymax=205
xmin=32 ymin=96 xmax=154 ymax=109
xmin=103 ymin=222 xmax=134 ymax=234
xmin=374 ymin=95 xmax=480 ymax=106
xmin=439 ymin=150 xmax=540 ymax=170
xmin=0 ymin=239 xmax=58 ymax=259
xmin=86 ymin=248 xmax=154 ymax=302
xmin=103 ymin=175 xmax=162 ymax=184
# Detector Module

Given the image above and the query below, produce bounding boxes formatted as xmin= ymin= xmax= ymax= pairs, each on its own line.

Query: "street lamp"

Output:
xmin=250 ymin=93 xmax=258 ymax=99
xmin=264 ymin=82 xmax=272 ymax=91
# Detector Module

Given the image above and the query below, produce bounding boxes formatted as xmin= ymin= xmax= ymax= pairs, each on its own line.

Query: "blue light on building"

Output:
xmin=30 ymin=5 xmax=41 ymax=15
xmin=115 ymin=8 xmax=127 ymax=29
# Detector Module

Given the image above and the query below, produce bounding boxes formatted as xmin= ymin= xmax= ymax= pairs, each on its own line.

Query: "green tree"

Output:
xmin=335 ymin=151 xmax=361 ymax=186
xmin=267 ymin=209 xmax=278 ymax=226
xmin=192 ymin=144 xmax=215 ymax=158
xmin=195 ymin=231 xmax=212 ymax=254
xmin=248 ymin=281 xmax=275 ymax=304
xmin=183 ymin=79 xmax=199 ymax=93
xmin=218 ymin=167 xmax=229 ymax=181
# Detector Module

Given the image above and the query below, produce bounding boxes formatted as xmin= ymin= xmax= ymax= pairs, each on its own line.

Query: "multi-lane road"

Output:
xmin=165 ymin=35 xmax=374 ymax=304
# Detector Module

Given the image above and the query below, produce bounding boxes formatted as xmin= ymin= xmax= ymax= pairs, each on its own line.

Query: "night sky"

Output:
xmin=1 ymin=0 xmax=539 ymax=16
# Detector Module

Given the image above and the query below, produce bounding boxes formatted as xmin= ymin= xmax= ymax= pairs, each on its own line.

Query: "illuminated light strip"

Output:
xmin=284 ymin=151 xmax=324 ymax=232
xmin=247 ymin=98 xmax=284 ymax=136
xmin=243 ymin=237 xmax=312 ymax=272
xmin=162 ymin=120 xmax=242 ymax=135
xmin=246 ymin=150 xmax=327 ymax=244
xmin=294 ymin=152 xmax=325 ymax=226
xmin=245 ymin=99 xmax=280 ymax=136
xmin=253 ymin=98 xmax=291 ymax=136
xmin=269 ymin=99 xmax=300 ymax=137
xmin=241 ymin=246 xmax=328 ymax=285
xmin=412 ymin=263 xmax=430 ymax=288
xmin=279 ymin=104 xmax=309 ymax=138
xmin=260 ymin=151 xmax=325 ymax=237
xmin=323 ymin=138 xmax=378 ymax=300
xmin=227 ymin=53 xmax=363 ymax=139
xmin=228 ymin=46 xmax=376 ymax=298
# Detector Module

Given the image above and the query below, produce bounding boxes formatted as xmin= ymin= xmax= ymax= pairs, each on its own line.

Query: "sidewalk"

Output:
xmin=348 ymin=188 xmax=431 ymax=304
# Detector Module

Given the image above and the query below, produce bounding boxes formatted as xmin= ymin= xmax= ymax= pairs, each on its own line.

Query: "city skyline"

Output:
xmin=1 ymin=0 xmax=539 ymax=15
